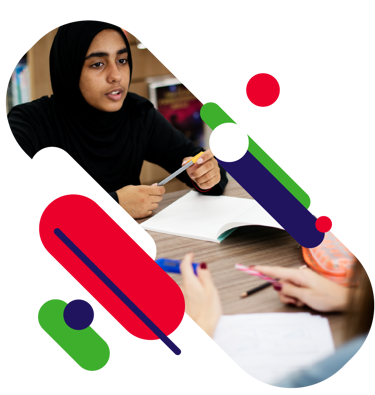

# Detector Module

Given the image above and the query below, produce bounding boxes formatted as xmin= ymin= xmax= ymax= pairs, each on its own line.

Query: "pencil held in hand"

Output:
xmin=157 ymin=161 xmax=194 ymax=186
xmin=157 ymin=152 xmax=204 ymax=186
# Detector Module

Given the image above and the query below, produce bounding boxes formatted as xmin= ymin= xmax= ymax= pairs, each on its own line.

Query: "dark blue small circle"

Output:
xmin=63 ymin=300 xmax=94 ymax=330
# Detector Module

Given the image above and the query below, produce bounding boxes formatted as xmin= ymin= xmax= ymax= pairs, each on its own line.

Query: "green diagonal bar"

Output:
xmin=201 ymin=102 xmax=311 ymax=209
xmin=200 ymin=102 xmax=236 ymax=128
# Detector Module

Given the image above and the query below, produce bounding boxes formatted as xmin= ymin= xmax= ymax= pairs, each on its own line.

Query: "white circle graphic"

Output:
xmin=209 ymin=123 xmax=249 ymax=163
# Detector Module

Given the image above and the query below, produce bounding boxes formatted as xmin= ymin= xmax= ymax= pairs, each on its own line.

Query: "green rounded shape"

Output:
xmin=36 ymin=297 xmax=112 ymax=373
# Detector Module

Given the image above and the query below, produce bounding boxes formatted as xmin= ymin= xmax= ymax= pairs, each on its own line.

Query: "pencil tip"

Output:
xmin=240 ymin=293 xmax=246 ymax=298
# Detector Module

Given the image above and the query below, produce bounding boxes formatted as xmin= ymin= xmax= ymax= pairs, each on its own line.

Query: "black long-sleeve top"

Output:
xmin=8 ymin=93 xmax=227 ymax=201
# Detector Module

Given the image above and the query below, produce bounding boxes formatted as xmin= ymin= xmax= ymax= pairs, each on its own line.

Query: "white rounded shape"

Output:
xmin=28 ymin=147 xmax=156 ymax=260
xmin=209 ymin=123 xmax=249 ymax=163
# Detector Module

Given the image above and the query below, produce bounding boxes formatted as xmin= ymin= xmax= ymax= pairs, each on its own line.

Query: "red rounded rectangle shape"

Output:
xmin=39 ymin=195 xmax=185 ymax=340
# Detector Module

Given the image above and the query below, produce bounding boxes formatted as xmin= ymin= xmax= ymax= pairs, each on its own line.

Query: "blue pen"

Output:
xmin=155 ymin=258 xmax=199 ymax=276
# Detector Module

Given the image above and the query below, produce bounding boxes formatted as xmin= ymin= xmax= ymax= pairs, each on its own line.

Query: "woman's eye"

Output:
xmin=90 ymin=59 xmax=127 ymax=68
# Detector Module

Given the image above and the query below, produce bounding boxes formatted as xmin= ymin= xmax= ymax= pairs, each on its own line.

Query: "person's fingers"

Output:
xmin=182 ymin=156 xmax=193 ymax=166
xmin=278 ymin=291 xmax=303 ymax=307
xmin=196 ymin=262 xmax=215 ymax=288
xmin=186 ymin=151 xmax=213 ymax=168
xmin=196 ymin=149 xmax=213 ymax=164
xmin=181 ymin=149 xmax=214 ymax=169
xmin=148 ymin=185 xmax=166 ymax=195
xmin=150 ymin=194 xmax=163 ymax=203
xmin=186 ymin=163 xmax=199 ymax=177
xmin=279 ymin=281 xmax=309 ymax=302
xmin=190 ymin=160 xmax=214 ymax=179
xmin=141 ymin=210 xmax=153 ymax=219
xmin=197 ymin=173 xmax=221 ymax=189
xmin=194 ymin=169 xmax=216 ymax=186
xmin=187 ymin=151 xmax=215 ymax=176
xmin=180 ymin=252 xmax=196 ymax=283
xmin=252 ymin=265 xmax=306 ymax=286
xmin=279 ymin=293 xmax=298 ymax=305
xmin=150 ymin=202 xmax=158 ymax=210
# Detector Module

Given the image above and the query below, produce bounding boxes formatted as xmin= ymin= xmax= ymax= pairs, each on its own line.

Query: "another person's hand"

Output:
xmin=182 ymin=149 xmax=221 ymax=190
xmin=252 ymin=265 xmax=351 ymax=312
xmin=116 ymin=184 xmax=165 ymax=219
xmin=180 ymin=253 xmax=222 ymax=337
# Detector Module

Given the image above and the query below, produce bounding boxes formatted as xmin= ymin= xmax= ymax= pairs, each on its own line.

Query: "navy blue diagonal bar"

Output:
xmin=54 ymin=228 xmax=181 ymax=355
xmin=217 ymin=151 xmax=325 ymax=248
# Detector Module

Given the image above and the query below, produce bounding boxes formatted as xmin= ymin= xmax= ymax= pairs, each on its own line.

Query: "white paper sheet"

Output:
xmin=213 ymin=313 xmax=335 ymax=385
xmin=141 ymin=191 xmax=283 ymax=242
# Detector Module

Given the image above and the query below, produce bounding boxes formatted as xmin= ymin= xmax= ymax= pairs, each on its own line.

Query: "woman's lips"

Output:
xmin=106 ymin=91 xmax=123 ymax=101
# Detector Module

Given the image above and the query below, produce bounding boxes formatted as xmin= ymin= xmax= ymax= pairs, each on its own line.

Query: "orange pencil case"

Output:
xmin=302 ymin=232 xmax=357 ymax=287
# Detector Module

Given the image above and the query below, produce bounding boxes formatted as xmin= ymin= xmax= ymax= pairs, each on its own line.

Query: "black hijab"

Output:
xmin=46 ymin=21 xmax=150 ymax=192
xmin=50 ymin=20 xmax=132 ymax=114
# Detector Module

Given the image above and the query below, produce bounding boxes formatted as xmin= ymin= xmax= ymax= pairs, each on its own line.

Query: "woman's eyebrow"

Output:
xmin=85 ymin=47 xmax=128 ymax=60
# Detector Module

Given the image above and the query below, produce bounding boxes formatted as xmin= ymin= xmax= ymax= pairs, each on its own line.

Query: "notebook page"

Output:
xmin=214 ymin=313 xmax=335 ymax=385
xmin=141 ymin=191 xmax=254 ymax=242
xmin=219 ymin=200 xmax=315 ymax=237
xmin=217 ymin=203 xmax=284 ymax=235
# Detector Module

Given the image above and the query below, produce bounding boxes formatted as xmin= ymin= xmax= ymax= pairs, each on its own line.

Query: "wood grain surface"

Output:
xmin=137 ymin=180 xmax=347 ymax=347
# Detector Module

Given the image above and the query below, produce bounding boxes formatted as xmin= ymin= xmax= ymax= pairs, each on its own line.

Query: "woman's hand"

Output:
xmin=252 ymin=265 xmax=351 ymax=312
xmin=116 ymin=184 xmax=165 ymax=219
xmin=182 ymin=149 xmax=221 ymax=190
xmin=180 ymin=253 xmax=222 ymax=337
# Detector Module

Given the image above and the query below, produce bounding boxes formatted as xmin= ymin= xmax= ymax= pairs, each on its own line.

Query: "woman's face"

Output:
xmin=79 ymin=29 xmax=130 ymax=112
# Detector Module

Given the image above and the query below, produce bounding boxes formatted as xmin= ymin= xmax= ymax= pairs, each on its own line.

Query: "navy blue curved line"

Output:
xmin=54 ymin=228 xmax=181 ymax=356
xmin=217 ymin=151 xmax=324 ymax=248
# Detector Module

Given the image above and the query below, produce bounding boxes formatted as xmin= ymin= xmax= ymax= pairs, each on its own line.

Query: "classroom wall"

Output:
xmin=16 ymin=26 xmax=211 ymax=193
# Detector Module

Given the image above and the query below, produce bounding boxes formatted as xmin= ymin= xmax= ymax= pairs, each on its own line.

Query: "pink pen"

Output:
xmin=235 ymin=264 xmax=278 ymax=283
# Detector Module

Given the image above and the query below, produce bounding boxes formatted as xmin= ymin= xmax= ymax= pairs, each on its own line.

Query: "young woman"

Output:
xmin=8 ymin=21 xmax=227 ymax=219
xmin=180 ymin=253 xmax=373 ymax=387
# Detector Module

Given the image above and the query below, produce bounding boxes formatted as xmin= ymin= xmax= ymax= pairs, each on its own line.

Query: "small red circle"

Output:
xmin=246 ymin=73 xmax=280 ymax=107
xmin=315 ymin=216 xmax=332 ymax=233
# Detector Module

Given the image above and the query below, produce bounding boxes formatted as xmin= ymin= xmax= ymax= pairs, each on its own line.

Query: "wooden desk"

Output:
xmin=137 ymin=180 xmax=347 ymax=347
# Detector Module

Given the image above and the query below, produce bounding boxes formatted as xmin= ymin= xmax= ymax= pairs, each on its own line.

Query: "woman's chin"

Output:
xmin=84 ymin=92 xmax=128 ymax=112
xmin=105 ymin=105 xmax=124 ymax=112
xmin=96 ymin=100 xmax=125 ymax=112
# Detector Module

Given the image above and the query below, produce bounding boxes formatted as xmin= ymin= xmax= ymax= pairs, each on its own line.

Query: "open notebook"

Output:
xmin=141 ymin=191 xmax=283 ymax=242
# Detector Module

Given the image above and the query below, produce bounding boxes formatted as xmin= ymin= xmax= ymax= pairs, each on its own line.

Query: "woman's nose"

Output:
xmin=107 ymin=63 xmax=122 ymax=83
